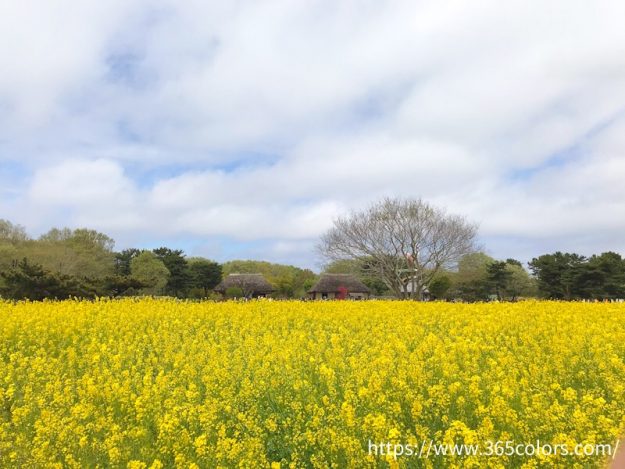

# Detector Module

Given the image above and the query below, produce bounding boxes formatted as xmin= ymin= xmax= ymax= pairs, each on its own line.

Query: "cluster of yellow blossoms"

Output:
xmin=1 ymin=299 xmax=624 ymax=468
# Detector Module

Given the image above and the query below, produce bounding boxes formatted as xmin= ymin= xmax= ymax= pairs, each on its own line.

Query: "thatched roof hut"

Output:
xmin=308 ymin=274 xmax=370 ymax=299
xmin=214 ymin=273 xmax=274 ymax=298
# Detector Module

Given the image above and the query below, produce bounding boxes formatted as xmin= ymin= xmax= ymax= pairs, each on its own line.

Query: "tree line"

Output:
xmin=318 ymin=198 xmax=625 ymax=302
xmin=528 ymin=251 xmax=625 ymax=300
xmin=3 ymin=209 xmax=624 ymax=301
xmin=322 ymin=251 xmax=625 ymax=302
xmin=0 ymin=220 xmax=315 ymax=301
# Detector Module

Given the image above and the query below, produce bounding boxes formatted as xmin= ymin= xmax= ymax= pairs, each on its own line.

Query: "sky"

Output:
xmin=1 ymin=0 xmax=625 ymax=270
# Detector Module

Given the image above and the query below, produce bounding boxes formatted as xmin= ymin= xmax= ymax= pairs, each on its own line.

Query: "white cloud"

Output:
xmin=0 ymin=0 xmax=148 ymax=126
xmin=2 ymin=0 xmax=625 ymax=266
xmin=29 ymin=159 xmax=135 ymax=206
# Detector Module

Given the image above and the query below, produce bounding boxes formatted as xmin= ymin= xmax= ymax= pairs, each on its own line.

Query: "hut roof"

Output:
xmin=214 ymin=273 xmax=274 ymax=294
xmin=308 ymin=274 xmax=370 ymax=294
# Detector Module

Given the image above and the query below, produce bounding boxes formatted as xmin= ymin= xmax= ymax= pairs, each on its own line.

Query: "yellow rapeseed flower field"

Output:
xmin=1 ymin=299 xmax=625 ymax=468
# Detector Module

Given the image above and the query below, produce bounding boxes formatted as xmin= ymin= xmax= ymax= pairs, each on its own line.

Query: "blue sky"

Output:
xmin=1 ymin=0 xmax=625 ymax=270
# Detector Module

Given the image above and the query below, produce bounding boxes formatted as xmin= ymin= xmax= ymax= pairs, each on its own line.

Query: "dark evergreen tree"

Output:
xmin=529 ymin=252 xmax=586 ymax=299
xmin=114 ymin=248 xmax=142 ymax=276
xmin=579 ymin=252 xmax=625 ymax=299
xmin=487 ymin=261 xmax=512 ymax=300
xmin=1 ymin=258 xmax=61 ymax=300
xmin=188 ymin=259 xmax=222 ymax=297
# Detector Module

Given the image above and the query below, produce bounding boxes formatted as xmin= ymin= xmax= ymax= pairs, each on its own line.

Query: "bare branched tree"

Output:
xmin=318 ymin=198 xmax=478 ymax=299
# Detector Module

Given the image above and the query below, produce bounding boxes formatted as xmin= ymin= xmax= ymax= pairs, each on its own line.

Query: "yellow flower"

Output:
xmin=127 ymin=461 xmax=147 ymax=469
xmin=0 ymin=298 xmax=624 ymax=467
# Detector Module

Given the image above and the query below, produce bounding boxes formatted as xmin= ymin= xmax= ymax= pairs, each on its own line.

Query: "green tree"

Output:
xmin=97 ymin=275 xmax=145 ymax=297
xmin=452 ymin=256 xmax=536 ymax=301
xmin=451 ymin=252 xmax=494 ymax=301
xmin=505 ymin=263 xmax=537 ymax=300
xmin=114 ymin=248 xmax=142 ymax=276
xmin=0 ymin=244 xmax=19 ymax=273
xmin=0 ymin=220 xmax=30 ymax=288
xmin=529 ymin=252 xmax=586 ymax=299
xmin=225 ymin=286 xmax=244 ymax=299
xmin=274 ymin=275 xmax=296 ymax=298
xmin=153 ymin=248 xmax=191 ymax=297
xmin=428 ymin=275 xmax=451 ymax=300
xmin=188 ymin=258 xmax=222 ymax=297
xmin=0 ymin=219 xmax=29 ymax=243
xmin=0 ymin=258 xmax=60 ymax=300
xmin=487 ymin=261 xmax=512 ymax=300
xmin=594 ymin=252 xmax=625 ymax=299
xmin=130 ymin=251 xmax=170 ymax=295
xmin=578 ymin=252 xmax=625 ymax=299
xmin=35 ymin=227 xmax=116 ymax=279
xmin=0 ymin=258 xmax=99 ymax=300
xmin=290 ymin=268 xmax=319 ymax=298
xmin=324 ymin=259 xmax=362 ymax=274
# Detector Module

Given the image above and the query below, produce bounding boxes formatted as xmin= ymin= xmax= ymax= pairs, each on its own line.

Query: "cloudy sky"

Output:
xmin=1 ymin=0 xmax=625 ymax=269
